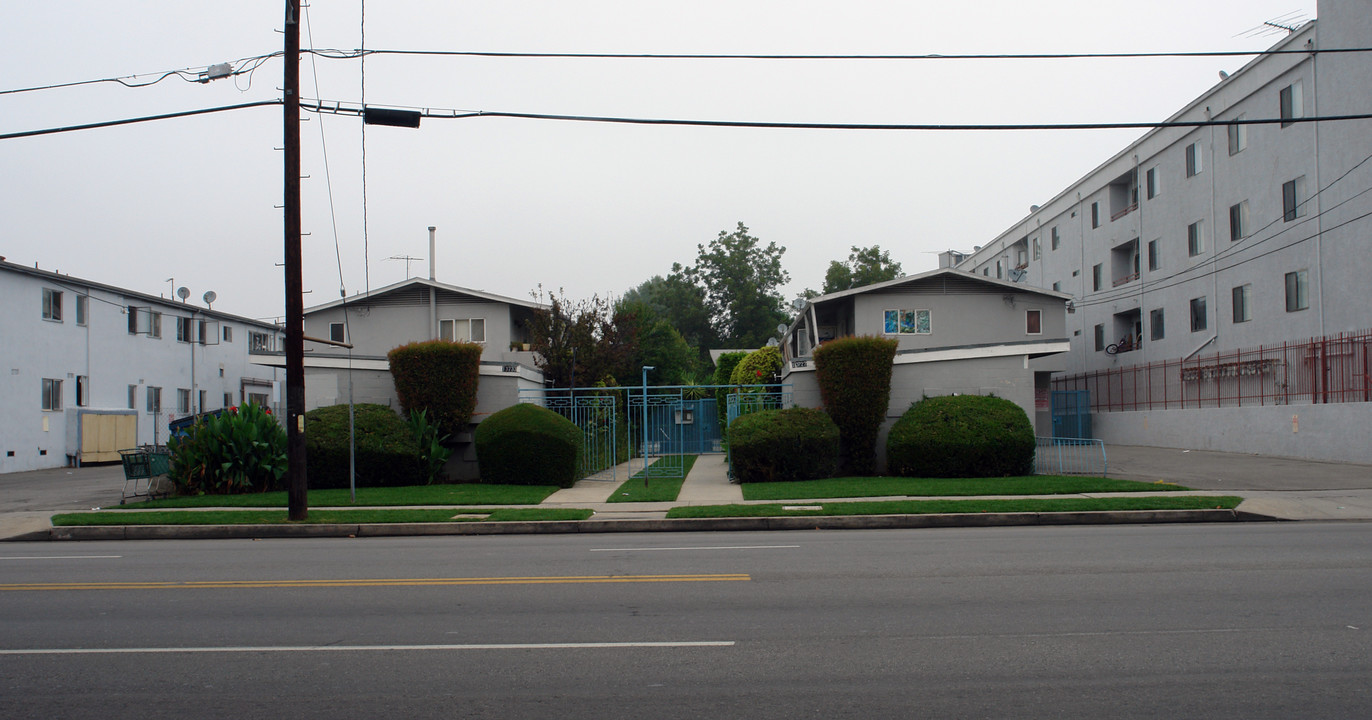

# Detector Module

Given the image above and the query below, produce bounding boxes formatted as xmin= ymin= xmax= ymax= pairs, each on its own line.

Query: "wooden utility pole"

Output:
xmin=284 ymin=0 xmax=308 ymax=521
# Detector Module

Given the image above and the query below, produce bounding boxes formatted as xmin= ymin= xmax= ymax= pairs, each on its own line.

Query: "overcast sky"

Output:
xmin=2 ymin=1 xmax=1317 ymax=323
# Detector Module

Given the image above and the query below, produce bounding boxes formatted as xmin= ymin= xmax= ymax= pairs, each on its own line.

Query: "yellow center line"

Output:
xmin=0 ymin=573 xmax=752 ymax=592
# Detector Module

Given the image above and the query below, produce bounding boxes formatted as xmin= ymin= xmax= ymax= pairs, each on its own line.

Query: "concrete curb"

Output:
xmin=28 ymin=508 xmax=1274 ymax=542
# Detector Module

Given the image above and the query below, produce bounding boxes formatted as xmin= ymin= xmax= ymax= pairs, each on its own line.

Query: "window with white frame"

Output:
xmin=176 ymin=316 xmax=194 ymax=343
xmin=149 ymin=311 xmax=162 ymax=338
xmin=1146 ymin=166 xmax=1160 ymax=199
xmin=42 ymin=288 xmax=62 ymax=321
xmin=249 ymin=331 xmax=273 ymax=352
xmin=1094 ymin=324 xmax=1105 ymax=352
xmin=1025 ymin=309 xmax=1042 ymax=335
xmin=1185 ymin=141 xmax=1203 ymax=177
xmin=1050 ymin=226 xmax=1060 ymax=250
xmin=147 ymin=386 xmax=162 ymax=415
xmin=177 ymin=388 xmax=191 ymax=414
xmin=76 ymin=295 xmax=88 ymax=326
xmin=41 ymin=378 xmax=62 ymax=411
xmin=439 ymin=318 xmax=486 ymax=343
xmin=128 ymin=384 xmax=138 ymax=410
xmin=1285 ymin=270 xmax=1309 ymax=312
xmin=223 ymin=392 xmax=233 ymax=408
xmin=76 ymin=376 xmax=89 ymax=407
xmin=1187 ymin=220 xmax=1205 ymax=257
xmin=1091 ymin=202 xmax=1100 ymax=228
xmin=1148 ymin=239 xmax=1160 ymax=271
xmin=1282 ymin=176 xmax=1307 ymax=222
xmin=223 ymin=325 xmax=233 ymax=342
xmin=1227 ymin=116 xmax=1247 ymax=155
xmin=1150 ymin=309 xmax=1165 ymax=341
xmin=1092 ymin=264 xmax=1102 ymax=292
xmin=1032 ymin=237 xmax=1040 ymax=260
xmin=1280 ymin=81 xmax=1303 ymax=128
xmin=883 ymin=309 xmax=931 ymax=335
xmin=1232 ymin=284 xmax=1252 ymax=323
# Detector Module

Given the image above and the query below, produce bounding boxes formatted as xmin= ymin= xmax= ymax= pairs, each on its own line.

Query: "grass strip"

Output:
xmin=52 ymin=508 xmax=593 ymax=526
xmin=666 ymin=495 xmax=1242 ymax=519
xmin=111 ymin=483 xmax=560 ymax=510
xmin=741 ymin=475 xmax=1189 ymax=501
xmin=609 ymin=455 xmax=698 ymax=503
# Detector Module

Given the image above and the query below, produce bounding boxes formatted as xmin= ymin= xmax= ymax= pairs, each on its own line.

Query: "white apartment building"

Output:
xmin=953 ymin=0 xmax=1372 ymax=462
xmin=1 ymin=259 xmax=285 ymax=473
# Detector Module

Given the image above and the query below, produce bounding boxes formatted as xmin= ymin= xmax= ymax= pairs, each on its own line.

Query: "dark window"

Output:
xmin=1232 ymin=285 xmax=1251 ymax=323
xmin=1150 ymin=309 xmax=1165 ymax=341
xmin=1285 ymin=270 xmax=1308 ymax=312
xmin=1190 ymin=297 xmax=1208 ymax=332
xmin=1094 ymin=324 xmax=1105 ymax=352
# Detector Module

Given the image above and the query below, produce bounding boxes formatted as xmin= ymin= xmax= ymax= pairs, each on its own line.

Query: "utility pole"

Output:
xmin=284 ymin=0 xmax=308 ymax=521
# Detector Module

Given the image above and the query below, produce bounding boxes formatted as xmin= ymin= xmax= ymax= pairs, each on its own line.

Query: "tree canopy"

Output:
xmin=820 ymin=245 xmax=904 ymax=295
xmin=678 ymin=222 xmax=790 ymax=348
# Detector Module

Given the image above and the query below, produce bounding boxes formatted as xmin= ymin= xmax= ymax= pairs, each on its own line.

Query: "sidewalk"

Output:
xmin=4 ymin=446 xmax=1372 ymax=541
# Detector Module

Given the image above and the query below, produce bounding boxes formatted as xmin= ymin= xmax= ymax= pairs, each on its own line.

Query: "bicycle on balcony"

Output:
xmin=1106 ymin=333 xmax=1141 ymax=355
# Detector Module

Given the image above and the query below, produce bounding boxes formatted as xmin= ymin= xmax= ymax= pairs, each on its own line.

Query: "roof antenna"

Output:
xmin=1238 ymin=11 xmax=1308 ymax=38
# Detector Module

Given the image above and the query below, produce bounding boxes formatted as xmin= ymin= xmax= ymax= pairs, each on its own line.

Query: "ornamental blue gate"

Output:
xmin=1051 ymin=389 xmax=1092 ymax=439
xmin=518 ymin=390 xmax=621 ymax=480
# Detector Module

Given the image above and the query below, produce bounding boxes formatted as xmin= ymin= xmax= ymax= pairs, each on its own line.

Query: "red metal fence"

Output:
xmin=1052 ymin=329 xmax=1372 ymax=411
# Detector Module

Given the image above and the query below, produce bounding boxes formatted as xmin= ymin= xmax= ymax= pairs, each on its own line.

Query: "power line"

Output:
xmin=0 ymin=54 xmax=281 ymax=97
xmin=309 ymin=45 xmax=1372 ymax=61
xmin=0 ymin=101 xmax=281 ymax=140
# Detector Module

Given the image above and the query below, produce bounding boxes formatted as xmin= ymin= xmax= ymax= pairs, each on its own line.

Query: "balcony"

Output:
xmin=1112 ymin=271 xmax=1139 ymax=287
xmin=1111 ymin=202 xmax=1138 ymax=222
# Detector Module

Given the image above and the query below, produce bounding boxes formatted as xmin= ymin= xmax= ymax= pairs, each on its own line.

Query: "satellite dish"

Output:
xmin=203 ymin=290 xmax=217 ymax=308
xmin=1218 ymin=70 xmax=1230 ymax=80
xmin=776 ymin=323 xmax=789 ymax=335
xmin=790 ymin=297 xmax=807 ymax=310
xmin=177 ymin=286 xmax=190 ymax=301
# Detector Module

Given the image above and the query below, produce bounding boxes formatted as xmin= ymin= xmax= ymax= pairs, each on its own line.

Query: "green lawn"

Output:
xmin=609 ymin=455 xmax=698 ymax=503
xmin=666 ymin=495 xmax=1241 ymax=519
xmin=53 ymin=507 xmax=593 ymax=526
xmin=111 ymin=483 xmax=561 ymax=510
xmin=741 ymin=475 xmax=1188 ymax=501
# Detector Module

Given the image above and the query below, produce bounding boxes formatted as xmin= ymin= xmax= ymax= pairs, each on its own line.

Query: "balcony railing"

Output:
xmin=1111 ymin=202 xmax=1138 ymax=222
xmin=1112 ymin=272 xmax=1139 ymax=287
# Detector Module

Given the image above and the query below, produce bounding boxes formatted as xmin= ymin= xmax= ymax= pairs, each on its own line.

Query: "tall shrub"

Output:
xmin=813 ymin=335 xmax=898 ymax=475
xmin=886 ymin=394 xmax=1035 ymax=478
xmin=387 ymin=340 xmax=482 ymax=434
xmin=712 ymin=351 xmax=748 ymax=430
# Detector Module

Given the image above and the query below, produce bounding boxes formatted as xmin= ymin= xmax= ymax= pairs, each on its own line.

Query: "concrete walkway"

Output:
xmin=542 ymin=454 xmax=743 ymax=520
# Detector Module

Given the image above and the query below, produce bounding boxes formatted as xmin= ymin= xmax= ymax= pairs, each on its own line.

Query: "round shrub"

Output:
xmin=728 ymin=407 xmax=839 ymax=483
xmin=886 ymin=395 xmax=1035 ymax=478
xmin=729 ymin=346 xmax=782 ymax=387
xmin=168 ymin=403 xmax=287 ymax=494
xmin=813 ymin=335 xmax=898 ymax=475
xmin=305 ymin=403 xmax=427 ymax=489
xmin=475 ymin=403 xmax=585 ymax=487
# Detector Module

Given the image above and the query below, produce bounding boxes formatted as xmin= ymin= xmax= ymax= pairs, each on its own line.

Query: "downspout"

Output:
xmin=428 ymin=226 xmax=437 ymax=340
xmin=1309 ymin=38 xmax=1325 ymax=337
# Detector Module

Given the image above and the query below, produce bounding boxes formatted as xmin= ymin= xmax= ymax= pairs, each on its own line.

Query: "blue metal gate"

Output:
xmin=519 ymin=390 xmax=620 ymax=480
xmin=1051 ymin=389 xmax=1092 ymax=439
xmin=628 ymin=388 xmax=688 ymax=478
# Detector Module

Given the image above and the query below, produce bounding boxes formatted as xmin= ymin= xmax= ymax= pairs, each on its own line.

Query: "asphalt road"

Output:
xmin=3 ymin=524 xmax=1370 ymax=719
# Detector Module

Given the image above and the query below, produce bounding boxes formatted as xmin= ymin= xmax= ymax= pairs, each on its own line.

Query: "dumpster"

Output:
xmin=118 ymin=446 xmax=170 ymax=504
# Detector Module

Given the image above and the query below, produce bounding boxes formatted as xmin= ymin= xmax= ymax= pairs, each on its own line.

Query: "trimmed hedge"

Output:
xmin=813 ymin=335 xmax=898 ymax=475
xmin=886 ymin=394 xmax=1035 ymax=478
xmin=305 ymin=403 xmax=427 ymax=489
xmin=388 ymin=340 xmax=483 ymax=434
xmin=474 ymin=403 xmax=584 ymax=487
xmin=729 ymin=346 xmax=782 ymax=387
xmin=728 ymin=407 xmax=839 ymax=483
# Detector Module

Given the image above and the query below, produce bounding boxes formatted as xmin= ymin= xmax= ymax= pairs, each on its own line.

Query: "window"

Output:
xmin=41 ymin=378 xmax=62 ymax=411
xmin=1232 ymin=284 xmax=1252 ymax=323
xmin=249 ymin=331 xmax=273 ymax=352
xmin=1280 ymin=81 xmax=1303 ymax=128
xmin=439 ymin=318 xmax=487 ymax=343
xmin=329 ymin=322 xmax=346 ymax=343
xmin=1229 ymin=201 xmax=1249 ymax=242
xmin=146 ymin=386 xmax=162 ymax=415
xmin=883 ymin=309 xmax=932 ymax=335
xmin=199 ymin=390 xmax=206 ymax=414
xmin=1052 ymin=282 xmax=1061 ymax=292
xmin=996 ymin=260 xmax=1003 ymax=279
xmin=76 ymin=295 xmax=88 ymax=326
xmin=42 ymin=288 xmax=62 ymax=321
xmin=1187 ymin=220 xmax=1205 ymax=257
xmin=1185 ymin=141 xmax=1203 ymax=177
xmin=128 ymin=385 xmax=138 ymax=410
xmin=1032 ymin=237 xmax=1041 ymax=260
xmin=223 ymin=325 xmax=233 ymax=342
xmin=1150 ymin=309 xmax=1165 ymax=341
xmin=177 ymin=388 xmax=191 ymax=414
xmin=1092 ymin=264 xmax=1102 ymax=292
xmin=1025 ymin=309 xmax=1042 ymax=335
xmin=1094 ymin=324 xmax=1105 ymax=352
xmin=1282 ymin=176 xmax=1307 ymax=221
xmin=1190 ymin=297 xmax=1208 ymax=332
xmin=127 ymin=306 xmax=139 ymax=334
xmin=1285 ymin=270 xmax=1309 ymax=312
xmin=1146 ymin=166 xmax=1160 ymax=199
xmin=176 ymin=316 xmax=193 ymax=343
xmin=76 ymin=375 xmax=89 ymax=407
xmin=149 ymin=311 xmax=161 ymax=338
xmin=1051 ymin=226 xmax=1060 ymax=250
xmin=1227 ymin=116 xmax=1247 ymax=155
xmin=1091 ymin=202 xmax=1100 ymax=229
xmin=1147 ymin=239 xmax=1159 ymax=271
xmin=224 ymin=392 xmax=233 ymax=408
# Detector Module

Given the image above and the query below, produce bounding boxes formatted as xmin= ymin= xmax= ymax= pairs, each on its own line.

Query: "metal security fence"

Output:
xmin=1034 ymin=437 xmax=1108 ymax=476
xmin=1053 ymin=329 xmax=1372 ymax=412
xmin=518 ymin=390 xmax=621 ymax=480
xmin=725 ymin=386 xmax=793 ymax=481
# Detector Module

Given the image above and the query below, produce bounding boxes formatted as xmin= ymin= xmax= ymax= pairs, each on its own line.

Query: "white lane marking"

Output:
xmin=589 ymin=545 xmax=799 ymax=552
xmin=0 ymin=641 xmax=735 ymax=656
xmin=921 ymin=628 xmax=1279 ymax=640
xmin=0 ymin=556 xmax=122 ymax=560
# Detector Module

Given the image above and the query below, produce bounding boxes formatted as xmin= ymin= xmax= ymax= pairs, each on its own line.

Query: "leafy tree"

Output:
xmin=679 ymin=222 xmax=790 ymax=348
xmin=622 ymin=274 xmax=719 ymax=355
xmin=616 ymin=299 xmax=700 ymax=386
xmin=528 ymin=288 xmax=635 ymax=389
xmin=821 ymin=245 xmax=904 ymax=295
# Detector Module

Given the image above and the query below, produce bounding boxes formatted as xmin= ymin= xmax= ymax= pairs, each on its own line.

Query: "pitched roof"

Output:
xmin=805 ymin=267 xmax=1072 ymax=306
xmin=304 ymin=277 xmax=545 ymax=314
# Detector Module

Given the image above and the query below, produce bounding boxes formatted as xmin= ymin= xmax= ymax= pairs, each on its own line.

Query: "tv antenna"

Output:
xmin=1238 ymin=11 xmax=1308 ymax=39
xmin=385 ymin=254 xmax=425 ymax=278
